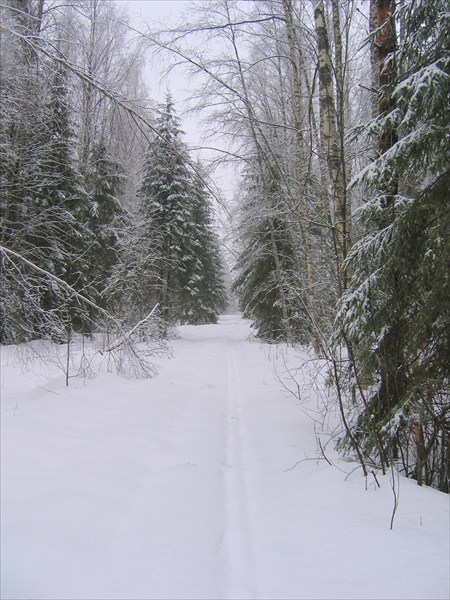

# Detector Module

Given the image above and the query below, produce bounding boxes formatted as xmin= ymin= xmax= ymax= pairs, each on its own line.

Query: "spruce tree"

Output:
xmin=30 ymin=65 xmax=93 ymax=333
xmin=179 ymin=169 xmax=227 ymax=324
xmin=233 ymin=161 xmax=305 ymax=342
xmin=84 ymin=140 xmax=127 ymax=309
xmin=137 ymin=96 xmax=226 ymax=325
xmin=339 ymin=0 xmax=450 ymax=490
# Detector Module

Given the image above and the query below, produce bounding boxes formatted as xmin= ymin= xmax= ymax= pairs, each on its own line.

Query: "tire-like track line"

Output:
xmin=219 ymin=336 xmax=257 ymax=599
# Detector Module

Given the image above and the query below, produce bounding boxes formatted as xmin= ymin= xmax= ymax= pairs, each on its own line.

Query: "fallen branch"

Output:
xmin=1 ymin=246 xmax=166 ymax=379
xmin=100 ymin=304 xmax=160 ymax=354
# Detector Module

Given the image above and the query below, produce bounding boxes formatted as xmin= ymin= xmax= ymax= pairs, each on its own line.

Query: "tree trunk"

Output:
xmin=375 ymin=0 xmax=398 ymax=156
xmin=281 ymin=0 xmax=316 ymax=327
xmin=268 ymin=217 xmax=292 ymax=343
xmin=313 ymin=0 xmax=348 ymax=292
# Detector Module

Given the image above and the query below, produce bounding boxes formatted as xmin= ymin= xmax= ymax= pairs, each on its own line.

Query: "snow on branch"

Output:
xmin=100 ymin=304 xmax=160 ymax=354
xmin=1 ymin=246 xmax=167 ymax=379
xmin=0 ymin=245 xmax=121 ymax=329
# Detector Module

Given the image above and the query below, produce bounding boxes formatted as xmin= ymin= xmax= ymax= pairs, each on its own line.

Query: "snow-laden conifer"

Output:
xmin=29 ymin=65 xmax=94 ymax=333
xmin=1 ymin=54 xmax=94 ymax=340
xmin=233 ymin=160 xmax=305 ymax=343
xmin=339 ymin=0 xmax=449 ymax=490
xmin=137 ymin=95 xmax=226 ymax=325
xmin=84 ymin=140 xmax=128 ymax=309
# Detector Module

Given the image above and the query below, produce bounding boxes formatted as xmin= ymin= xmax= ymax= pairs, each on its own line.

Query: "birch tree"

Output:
xmin=313 ymin=0 xmax=351 ymax=292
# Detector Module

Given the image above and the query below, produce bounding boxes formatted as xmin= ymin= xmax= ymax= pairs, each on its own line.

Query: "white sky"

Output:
xmin=125 ymin=1 xmax=192 ymax=105
xmin=124 ymin=0 xmax=236 ymax=206
xmin=125 ymin=0 xmax=188 ymax=23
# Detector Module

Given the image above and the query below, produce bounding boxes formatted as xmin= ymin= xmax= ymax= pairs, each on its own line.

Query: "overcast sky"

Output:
xmin=124 ymin=0 xmax=236 ymax=205
xmin=125 ymin=0 xmax=191 ymax=102
xmin=126 ymin=0 xmax=188 ymax=23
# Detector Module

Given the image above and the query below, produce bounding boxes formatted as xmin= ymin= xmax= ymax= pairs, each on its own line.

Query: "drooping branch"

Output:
xmin=1 ymin=245 xmax=122 ymax=329
xmin=0 ymin=18 xmax=227 ymax=211
xmin=100 ymin=304 xmax=160 ymax=354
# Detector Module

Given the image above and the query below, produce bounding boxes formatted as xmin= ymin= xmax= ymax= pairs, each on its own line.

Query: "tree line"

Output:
xmin=0 ymin=0 xmax=227 ymax=346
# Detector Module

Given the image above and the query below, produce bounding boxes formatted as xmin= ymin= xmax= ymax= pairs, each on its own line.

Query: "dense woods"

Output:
xmin=0 ymin=0 xmax=226 ymax=342
xmin=1 ymin=0 xmax=448 ymax=491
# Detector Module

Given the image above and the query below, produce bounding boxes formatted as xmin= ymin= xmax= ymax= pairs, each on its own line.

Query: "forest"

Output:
xmin=1 ymin=0 xmax=449 ymax=494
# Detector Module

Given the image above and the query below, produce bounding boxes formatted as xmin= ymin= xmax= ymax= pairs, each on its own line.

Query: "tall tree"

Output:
xmin=339 ymin=0 xmax=450 ymax=490
xmin=233 ymin=156 xmax=305 ymax=342
xmin=26 ymin=64 xmax=94 ymax=332
xmin=84 ymin=140 xmax=127 ymax=307
xmin=179 ymin=168 xmax=227 ymax=324
xmin=1 ymin=1 xmax=95 ymax=340
xmin=281 ymin=0 xmax=316 ymax=320
xmin=138 ymin=96 xmax=226 ymax=324
xmin=313 ymin=0 xmax=351 ymax=292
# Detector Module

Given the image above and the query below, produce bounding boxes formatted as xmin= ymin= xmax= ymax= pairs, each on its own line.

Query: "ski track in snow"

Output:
xmin=220 ymin=332 xmax=256 ymax=599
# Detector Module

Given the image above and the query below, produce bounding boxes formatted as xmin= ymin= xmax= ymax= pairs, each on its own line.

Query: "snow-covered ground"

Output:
xmin=1 ymin=315 xmax=448 ymax=600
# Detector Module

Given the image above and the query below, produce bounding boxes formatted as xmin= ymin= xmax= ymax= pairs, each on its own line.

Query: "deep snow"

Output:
xmin=1 ymin=315 xmax=448 ymax=600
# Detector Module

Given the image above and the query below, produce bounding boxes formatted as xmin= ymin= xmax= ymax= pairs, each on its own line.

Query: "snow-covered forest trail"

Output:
xmin=1 ymin=316 xmax=449 ymax=600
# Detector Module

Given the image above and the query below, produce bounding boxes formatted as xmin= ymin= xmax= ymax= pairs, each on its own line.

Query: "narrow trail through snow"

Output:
xmin=1 ymin=315 xmax=449 ymax=600
xmin=220 ymin=332 xmax=257 ymax=599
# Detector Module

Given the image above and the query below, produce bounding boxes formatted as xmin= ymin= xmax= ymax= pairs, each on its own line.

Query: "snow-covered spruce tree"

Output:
xmin=233 ymin=159 xmax=306 ymax=343
xmin=137 ymin=96 xmax=226 ymax=325
xmin=29 ymin=64 xmax=94 ymax=334
xmin=84 ymin=140 xmax=127 ymax=309
xmin=0 ymin=0 xmax=50 ymax=342
xmin=338 ymin=0 xmax=450 ymax=490
xmin=178 ymin=168 xmax=227 ymax=324
xmin=0 ymin=16 xmax=93 ymax=342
